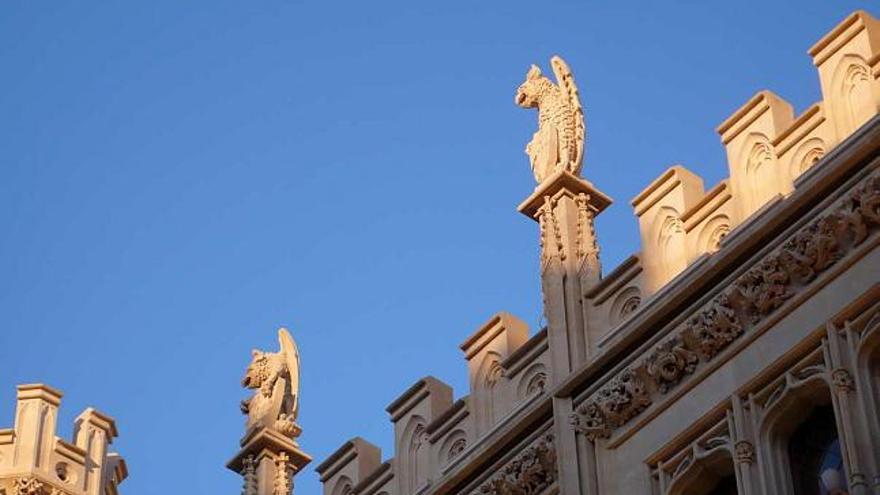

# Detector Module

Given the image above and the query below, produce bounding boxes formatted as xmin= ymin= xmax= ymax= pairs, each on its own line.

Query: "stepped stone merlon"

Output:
xmin=717 ymin=91 xmax=795 ymax=222
xmin=810 ymin=10 xmax=880 ymax=141
xmin=0 ymin=384 xmax=127 ymax=495
xmin=315 ymin=437 xmax=381 ymax=495
xmin=386 ymin=377 xmax=452 ymax=494
xmin=460 ymin=312 xmax=528 ymax=435
xmin=631 ymin=165 xmax=705 ymax=294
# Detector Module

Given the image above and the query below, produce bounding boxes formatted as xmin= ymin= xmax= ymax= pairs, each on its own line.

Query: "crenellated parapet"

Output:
xmin=317 ymin=10 xmax=880 ymax=495
xmin=0 ymin=384 xmax=126 ymax=495
xmin=594 ymin=10 xmax=880 ymax=330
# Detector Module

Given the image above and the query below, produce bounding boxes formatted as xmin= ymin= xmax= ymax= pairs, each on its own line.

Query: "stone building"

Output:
xmin=317 ymin=10 xmax=880 ymax=495
xmin=0 ymin=385 xmax=127 ymax=495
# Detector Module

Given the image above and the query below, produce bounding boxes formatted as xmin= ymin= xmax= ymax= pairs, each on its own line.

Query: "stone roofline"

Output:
xmin=317 ymin=9 xmax=880 ymax=495
xmin=0 ymin=384 xmax=127 ymax=495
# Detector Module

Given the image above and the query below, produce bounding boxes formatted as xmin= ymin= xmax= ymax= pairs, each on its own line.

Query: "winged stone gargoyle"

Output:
xmin=240 ymin=328 xmax=301 ymax=438
xmin=515 ymin=55 xmax=586 ymax=184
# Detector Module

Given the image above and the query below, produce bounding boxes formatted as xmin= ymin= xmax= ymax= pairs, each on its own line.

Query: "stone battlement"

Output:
xmin=0 ymin=384 xmax=126 ymax=495
xmin=317 ymin=10 xmax=880 ymax=495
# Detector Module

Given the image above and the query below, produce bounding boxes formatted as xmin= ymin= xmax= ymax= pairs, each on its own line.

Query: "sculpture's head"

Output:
xmin=515 ymin=64 xmax=547 ymax=108
xmin=242 ymin=349 xmax=270 ymax=390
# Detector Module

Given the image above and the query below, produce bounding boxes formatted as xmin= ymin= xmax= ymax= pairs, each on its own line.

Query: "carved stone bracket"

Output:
xmin=734 ymin=441 xmax=755 ymax=465
xmin=573 ymin=169 xmax=880 ymax=441
xmin=475 ymin=433 xmax=557 ymax=495
xmin=831 ymin=368 xmax=855 ymax=393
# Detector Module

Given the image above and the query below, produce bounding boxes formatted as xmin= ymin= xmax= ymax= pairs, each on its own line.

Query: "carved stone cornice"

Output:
xmin=573 ymin=167 xmax=880 ymax=441
xmin=473 ymin=433 xmax=557 ymax=495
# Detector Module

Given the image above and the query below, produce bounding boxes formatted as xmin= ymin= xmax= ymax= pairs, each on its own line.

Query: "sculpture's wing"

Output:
xmin=550 ymin=55 xmax=586 ymax=171
xmin=278 ymin=327 xmax=301 ymax=420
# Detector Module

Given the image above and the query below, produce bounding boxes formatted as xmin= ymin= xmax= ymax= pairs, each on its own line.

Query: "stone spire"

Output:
xmin=228 ymin=328 xmax=311 ymax=495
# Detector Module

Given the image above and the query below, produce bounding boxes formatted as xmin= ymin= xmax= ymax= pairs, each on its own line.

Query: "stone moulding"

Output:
xmin=572 ymin=164 xmax=880 ymax=442
xmin=472 ymin=433 xmax=557 ymax=495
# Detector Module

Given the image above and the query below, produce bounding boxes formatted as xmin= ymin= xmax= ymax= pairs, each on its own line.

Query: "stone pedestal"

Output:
xmin=518 ymin=169 xmax=611 ymax=378
xmin=227 ymin=427 xmax=311 ymax=495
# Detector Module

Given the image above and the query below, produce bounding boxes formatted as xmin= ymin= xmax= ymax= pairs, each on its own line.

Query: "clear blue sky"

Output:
xmin=0 ymin=1 xmax=869 ymax=493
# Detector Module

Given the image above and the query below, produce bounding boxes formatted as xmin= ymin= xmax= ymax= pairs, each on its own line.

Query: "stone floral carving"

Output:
xmin=241 ymin=329 xmax=302 ymax=438
xmin=685 ymin=295 xmax=743 ymax=360
xmin=730 ymin=257 xmax=790 ymax=323
xmin=841 ymin=173 xmax=880 ymax=244
xmin=476 ymin=434 xmax=557 ymax=495
xmin=515 ymin=56 xmax=585 ymax=184
xmin=8 ymin=478 xmax=64 ymax=495
xmin=572 ymin=168 xmax=880 ymax=441
xmin=645 ymin=337 xmax=698 ymax=393
xmin=572 ymin=368 xmax=651 ymax=440
xmin=11 ymin=478 xmax=44 ymax=495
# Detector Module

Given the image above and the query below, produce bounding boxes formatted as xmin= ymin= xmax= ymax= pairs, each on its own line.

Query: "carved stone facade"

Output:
xmin=0 ymin=385 xmax=126 ymax=495
xmin=319 ymin=9 xmax=880 ymax=495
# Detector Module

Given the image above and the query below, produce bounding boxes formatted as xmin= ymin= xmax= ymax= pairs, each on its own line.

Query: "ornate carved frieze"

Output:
xmin=571 ymin=368 xmax=651 ymax=441
xmin=645 ymin=336 xmax=698 ymax=393
xmin=8 ymin=477 xmax=66 ymax=495
xmin=573 ymin=168 xmax=880 ymax=441
xmin=475 ymin=433 xmax=557 ymax=495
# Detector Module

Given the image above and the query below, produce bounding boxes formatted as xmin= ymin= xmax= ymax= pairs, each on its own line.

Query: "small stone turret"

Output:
xmin=0 ymin=384 xmax=127 ymax=495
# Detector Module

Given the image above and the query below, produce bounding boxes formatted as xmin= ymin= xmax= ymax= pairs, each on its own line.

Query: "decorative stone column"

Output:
xmin=227 ymin=428 xmax=311 ymax=495
xmin=518 ymin=169 xmax=611 ymax=379
xmin=228 ymin=328 xmax=311 ymax=495
xmin=518 ymin=169 xmax=611 ymax=495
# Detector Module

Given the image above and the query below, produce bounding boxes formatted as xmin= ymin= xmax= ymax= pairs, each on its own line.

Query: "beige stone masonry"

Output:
xmin=315 ymin=438 xmax=381 ymax=495
xmin=386 ymin=377 xmax=452 ymax=495
xmin=718 ymin=91 xmax=795 ymax=222
xmin=460 ymin=312 xmax=528 ymax=436
xmin=0 ymin=384 xmax=126 ymax=495
xmin=319 ymin=10 xmax=880 ymax=495
xmin=631 ymin=166 xmax=706 ymax=293
xmin=810 ymin=10 xmax=880 ymax=142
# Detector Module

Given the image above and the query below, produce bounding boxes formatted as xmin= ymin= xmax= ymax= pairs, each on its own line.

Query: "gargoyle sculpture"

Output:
xmin=515 ymin=55 xmax=585 ymax=184
xmin=240 ymin=328 xmax=301 ymax=438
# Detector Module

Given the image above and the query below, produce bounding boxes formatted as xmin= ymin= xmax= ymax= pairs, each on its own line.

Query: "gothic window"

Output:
xmin=708 ymin=475 xmax=738 ymax=495
xmin=664 ymin=450 xmax=738 ymax=495
xmin=787 ymin=405 xmax=847 ymax=495
xmin=788 ymin=405 xmax=847 ymax=495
